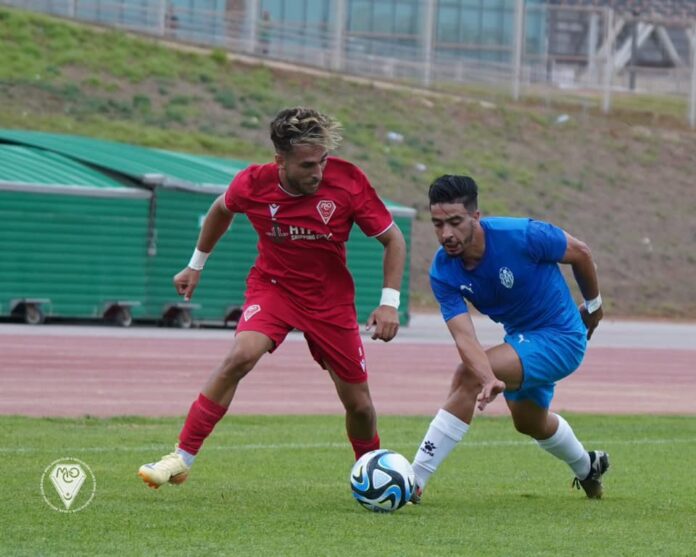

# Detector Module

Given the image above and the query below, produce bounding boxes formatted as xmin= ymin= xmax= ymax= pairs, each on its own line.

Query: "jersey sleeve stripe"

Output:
xmin=366 ymin=221 xmax=395 ymax=238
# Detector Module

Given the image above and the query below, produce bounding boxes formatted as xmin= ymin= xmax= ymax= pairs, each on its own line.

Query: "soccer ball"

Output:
xmin=350 ymin=449 xmax=415 ymax=512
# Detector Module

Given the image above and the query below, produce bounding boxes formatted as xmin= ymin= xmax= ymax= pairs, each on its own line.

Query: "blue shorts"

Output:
xmin=502 ymin=328 xmax=587 ymax=409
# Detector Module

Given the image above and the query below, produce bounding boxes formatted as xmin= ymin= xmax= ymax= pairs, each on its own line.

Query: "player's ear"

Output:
xmin=274 ymin=152 xmax=285 ymax=169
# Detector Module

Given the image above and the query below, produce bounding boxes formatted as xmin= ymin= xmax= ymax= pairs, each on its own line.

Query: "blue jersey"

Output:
xmin=430 ymin=217 xmax=585 ymax=335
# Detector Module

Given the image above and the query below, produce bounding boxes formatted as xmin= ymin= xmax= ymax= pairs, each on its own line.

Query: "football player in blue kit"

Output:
xmin=411 ymin=175 xmax=609 ymax=502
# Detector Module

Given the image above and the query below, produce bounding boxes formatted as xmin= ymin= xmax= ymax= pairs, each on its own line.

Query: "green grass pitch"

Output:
xmin=2 ymin=414 xmax=694 ymax=556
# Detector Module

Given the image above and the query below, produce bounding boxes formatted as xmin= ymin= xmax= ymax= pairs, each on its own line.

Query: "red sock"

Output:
xmin=349 ymin=432 xmax=380 ymax=460
xmin=178 ymin=393 xmax=228 ymax=455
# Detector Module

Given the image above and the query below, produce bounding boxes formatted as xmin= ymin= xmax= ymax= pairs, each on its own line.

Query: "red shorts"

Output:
xmin=235 ymin=282 xmax=368 ymax=384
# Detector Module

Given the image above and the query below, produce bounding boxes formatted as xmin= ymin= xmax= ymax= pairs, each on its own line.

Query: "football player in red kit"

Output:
xmin=138 ymin=107 xmax=407 ymax=488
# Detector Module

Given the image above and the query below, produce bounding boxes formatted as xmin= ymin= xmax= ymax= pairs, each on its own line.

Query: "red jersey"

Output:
xmin=224 ymin=157 xmax=394 ymax=310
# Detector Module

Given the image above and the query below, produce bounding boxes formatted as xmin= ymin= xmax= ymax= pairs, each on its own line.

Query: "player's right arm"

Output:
xmin=174 ymin=194 xmax=234 ymax=301
xmin=560 ymin=231 xmax=603 ymax=339
xmin=444 ymin=314 xmax=506 ymax=412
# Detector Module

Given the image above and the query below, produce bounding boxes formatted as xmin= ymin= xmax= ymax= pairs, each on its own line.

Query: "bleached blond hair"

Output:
xmin=270 ymin=107 xmax=342 ymax=154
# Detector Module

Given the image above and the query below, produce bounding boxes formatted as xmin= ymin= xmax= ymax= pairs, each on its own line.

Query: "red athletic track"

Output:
xmin=1 ymin=332 xmax=693 ymax=417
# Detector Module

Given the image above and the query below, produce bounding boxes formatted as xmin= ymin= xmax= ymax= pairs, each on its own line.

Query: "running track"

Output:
xmin=1 ymin=316 xmax=694 ymax=417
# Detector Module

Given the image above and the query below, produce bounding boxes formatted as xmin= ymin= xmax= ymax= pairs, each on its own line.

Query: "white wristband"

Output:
xmin=380 ymin=287 xmax=400 ymax=309
xmin=188 ymin=248 xmax=209 ymax=271
xmin=584 ymin=294 xmax=602 ymax=314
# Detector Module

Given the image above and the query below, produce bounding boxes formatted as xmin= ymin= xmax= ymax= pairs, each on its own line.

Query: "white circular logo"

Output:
xmin=499 ymin=267 xmax=514 ymax=289
xmin=40 ymin=457 xmax=96 ymax=513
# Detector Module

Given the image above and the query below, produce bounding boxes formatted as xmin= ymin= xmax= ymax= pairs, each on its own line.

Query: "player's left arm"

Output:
xmin=560 ymin=231 xmax=603 ymax=339
xmin=366 ymin=224 xmax=406 ymax=342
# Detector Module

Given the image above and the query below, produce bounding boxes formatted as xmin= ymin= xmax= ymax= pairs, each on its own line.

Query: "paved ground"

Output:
xmin=1 ymin=315 xmax=694 ymax=417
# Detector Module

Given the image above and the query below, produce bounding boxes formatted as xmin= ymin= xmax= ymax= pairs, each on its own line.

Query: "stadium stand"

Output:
xmin=547 ymin=0 xmax=696 ymax=19
xmin=546 ymin=0 xmax=695 ymax=69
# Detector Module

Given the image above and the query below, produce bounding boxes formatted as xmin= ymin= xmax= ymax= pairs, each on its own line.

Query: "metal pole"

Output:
xmin=512 ymin=0 xmax=524 ymax=100
xmin=421 ymin=0 xmax=436 ymax=88
xmin=629 ymin=11 xmax=639 ymax=90
xmin=246 ymin=0 xmax=259 ymax=55
xmin=602 ymin=7 xmax=614 ymax=114
xmin=156 ymin=0 xmax=166 ymax=36
xmin=587 ymin=11 xmax=599 ymax=85
xmin=332 ymin=0 xmax=346 ymax=71
xmin=689 ymin=24 xmax=696 ymax=129
xmin=543 ymin=5 xmax=551 ymax=83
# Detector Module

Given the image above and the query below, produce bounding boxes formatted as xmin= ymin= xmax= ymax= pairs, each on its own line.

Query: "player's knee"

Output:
xmin=217 ymin=347 xmax=259 ymax=382
xmin=512 ymin=416 xmax=543 ymax=437
xmin=452 ymin=362 xmax=482 ymax=392
xmin=344 ymin=396 xmax=375 ymax=422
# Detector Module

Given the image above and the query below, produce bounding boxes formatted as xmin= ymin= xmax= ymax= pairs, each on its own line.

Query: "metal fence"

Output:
xmin=3 ymin=0 xmax=696 ymax=126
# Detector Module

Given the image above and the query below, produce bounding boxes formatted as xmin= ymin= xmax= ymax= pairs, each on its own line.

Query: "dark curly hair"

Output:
xmin=428 ymin=175 xmax=479 ymax=212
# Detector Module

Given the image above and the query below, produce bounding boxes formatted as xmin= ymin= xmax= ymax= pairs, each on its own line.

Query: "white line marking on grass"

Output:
xmin=2 ymin=437 xmax=695 ymax=454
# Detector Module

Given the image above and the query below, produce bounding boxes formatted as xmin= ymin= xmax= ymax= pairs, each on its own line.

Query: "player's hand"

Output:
xmin=366 ymin=305 xmax=400 ymax=342
xmin=173 ymin=267 xmax=201 ymax=301
xmin=476 ymin=378 xmax=506 ymax=411
xmin=579 ymin=304 xmax=603 ymax=340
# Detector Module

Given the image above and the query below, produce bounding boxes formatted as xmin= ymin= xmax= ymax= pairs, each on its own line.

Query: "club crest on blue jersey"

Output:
xmin=499 ymin=267 xmax=514 ymax=289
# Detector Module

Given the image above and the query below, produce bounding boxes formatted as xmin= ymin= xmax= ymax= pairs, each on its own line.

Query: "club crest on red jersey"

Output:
xmin=316 ymin=200 xmax=336 ymax=224
xmin=243 ymin=304 xmax=261 ymax=321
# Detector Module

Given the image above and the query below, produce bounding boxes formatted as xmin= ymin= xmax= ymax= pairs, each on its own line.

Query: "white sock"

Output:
xmin=412 ymin=409 xmax=470 ymax=488
xmin=536 ymin=414 xmax=590 ymax=479
xmin=176 ymin=447 xmax=196 ymax=467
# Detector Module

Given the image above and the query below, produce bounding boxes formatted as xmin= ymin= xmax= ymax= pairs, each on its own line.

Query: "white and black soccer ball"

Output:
xmin=350 ymin=449 xmax=415 ymax=512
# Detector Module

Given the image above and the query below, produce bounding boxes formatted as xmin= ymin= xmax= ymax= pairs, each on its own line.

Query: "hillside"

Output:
xmin=1 ymin=7 xmax=695 ymax=318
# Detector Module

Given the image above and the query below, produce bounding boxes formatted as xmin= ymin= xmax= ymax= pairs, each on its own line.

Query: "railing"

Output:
xmin=2 ymin=0 xmax=695 ymax=127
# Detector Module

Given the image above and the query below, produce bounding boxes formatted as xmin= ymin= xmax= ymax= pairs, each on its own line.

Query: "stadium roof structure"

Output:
xmin=547 ymin=0 xmax=696 ymax=19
